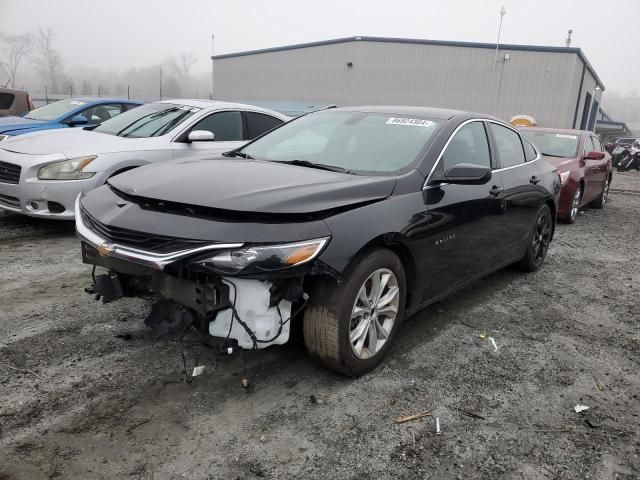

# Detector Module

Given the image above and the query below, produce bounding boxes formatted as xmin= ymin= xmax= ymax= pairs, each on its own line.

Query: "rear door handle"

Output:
xmin=489 ymin=185 xmax=503 ymax=196
xmin=530 ymin=175 xmax=541 ymax=185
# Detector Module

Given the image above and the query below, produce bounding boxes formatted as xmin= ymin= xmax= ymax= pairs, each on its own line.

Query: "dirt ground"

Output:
xmin=0 ymin=172 xmax=638 ymax=480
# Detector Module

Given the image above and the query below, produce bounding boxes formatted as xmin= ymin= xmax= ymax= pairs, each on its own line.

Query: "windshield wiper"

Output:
xmin=275 ymin=159 xmax=352 ymax=174
xmin=222 ymin=150 xmax=253 ymax=159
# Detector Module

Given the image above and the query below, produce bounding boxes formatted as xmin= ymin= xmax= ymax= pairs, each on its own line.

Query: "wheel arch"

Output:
xmin=545 ymin=198 xmax=557 ymax=240
xmin=108 ymin=165 xmax=139 ymax=179
xmin=352 ymin=234 xmax=418 ymax=310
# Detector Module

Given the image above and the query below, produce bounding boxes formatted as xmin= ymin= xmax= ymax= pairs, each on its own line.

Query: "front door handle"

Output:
xmin=489 ymin=185 xmax=503 ymax=196
xmin=530 ymin=175 xmax=541 ymax=185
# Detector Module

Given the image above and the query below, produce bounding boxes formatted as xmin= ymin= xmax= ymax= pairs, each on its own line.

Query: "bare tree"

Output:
xmin=0 ymin=33 xmax=33 ymax=88
xmin=31 ymin=27 xmax=62 ymax=92
xmin=178 ymin=52 xmax=197 ymax=81
xmin=166 ymin=51 xmax=197 ymax=95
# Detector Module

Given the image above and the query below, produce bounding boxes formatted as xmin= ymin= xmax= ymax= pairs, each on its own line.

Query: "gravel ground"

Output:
xmin=0 ymin=172 xmax=638 ymax=480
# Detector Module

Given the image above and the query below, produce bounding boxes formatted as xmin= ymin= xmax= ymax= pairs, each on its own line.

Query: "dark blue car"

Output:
xmin=0 ymin=97 xmax=144 ymax=141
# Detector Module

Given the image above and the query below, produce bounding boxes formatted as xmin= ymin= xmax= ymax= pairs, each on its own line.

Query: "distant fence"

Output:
xmin=31 ymin=94 xmax=68 ymax=107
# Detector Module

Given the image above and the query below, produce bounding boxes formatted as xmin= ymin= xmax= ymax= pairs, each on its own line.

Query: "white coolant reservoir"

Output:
xmin=209 ymin=278 xmax=292 ymax=349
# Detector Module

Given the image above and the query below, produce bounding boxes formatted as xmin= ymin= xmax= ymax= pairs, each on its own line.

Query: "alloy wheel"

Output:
xmin=570 ymin=187 xmax=581 ymax=221
xmin=349 ymin=268 xmax=400 ymax=360
xmin=532 ymin=209 xmax=552 ymax=263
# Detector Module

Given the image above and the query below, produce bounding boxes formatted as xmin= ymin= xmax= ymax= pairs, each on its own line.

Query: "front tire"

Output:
xmin=303 ymin=249 xmax=406 ymax=377
xmin=560 ymin=185 xmax=582 ymax=224
xmin=518 ymin=204 xmax=553 ymax=272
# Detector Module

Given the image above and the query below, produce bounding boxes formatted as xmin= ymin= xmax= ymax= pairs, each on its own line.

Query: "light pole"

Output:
xmin=494 ymin=6 xmax=507 ymax=69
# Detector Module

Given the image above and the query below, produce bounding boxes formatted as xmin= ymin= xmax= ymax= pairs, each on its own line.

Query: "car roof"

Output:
xmin=520 ymin=126 xmax=589 ymax=136
xmin=156 ymin=99 xmax=290 ymax=118
xmin=71 ymin=97 xmax=143 ymax=104
xmin=332 ymin=105 xmax=467 ymax=120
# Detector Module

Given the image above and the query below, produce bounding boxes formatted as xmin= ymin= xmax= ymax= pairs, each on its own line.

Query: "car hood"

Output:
xmin=0 ymin=115 xmax=48 ymax=133
xmin=108 ymin=159 xmax=397 ymax=215
xmin=541 ymin=154 xmax=575 ymax=169
xmin=0 ymin=128 xmax=149 ymax=156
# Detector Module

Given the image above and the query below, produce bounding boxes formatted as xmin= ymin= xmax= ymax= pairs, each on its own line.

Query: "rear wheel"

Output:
xmin=519 ymin=204 xmax=553 ymax=272
xmin=590 ymin=177 xmax=610 ymax=209
xmin=303 ymin=249 xmax=406 ymax=377
xmin=560 ymin=185 xmax=582 ymax=224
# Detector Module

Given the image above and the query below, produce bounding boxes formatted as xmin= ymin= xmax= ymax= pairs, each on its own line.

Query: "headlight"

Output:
xmin=38 ymin=156 xmax=97 ymax=180
xmin=559 ymin=171 xmax=570 ymax=185
xmin=189 ymin=237 xmax=330 ymax=275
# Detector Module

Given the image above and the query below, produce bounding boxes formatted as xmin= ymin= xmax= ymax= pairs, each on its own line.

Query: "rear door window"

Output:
xmin=441 ymin=121 xmax=491 ymax=172
xmin=489 ymin=123 xmax=526 ymax=168
xmin=0 ymin=93 xmax=15 ymax=109
xmin=245 ymin=112 xmax=284 ymax=139
xmin=189 ymin=111 xmax=243 ymax=141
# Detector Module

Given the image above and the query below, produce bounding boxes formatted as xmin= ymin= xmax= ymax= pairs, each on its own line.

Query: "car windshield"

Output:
xmin=241 ymin=111 xmax=440 ymax=174
xmin=24 ymin=99 xmax=88 ymax=121
xmin=526 ymin=132 xmax=579 ymax=158
xmin=616 ymin=138 xmax=635 ymax=145
xmin=93 ymin=103 xmax=199 ymax=138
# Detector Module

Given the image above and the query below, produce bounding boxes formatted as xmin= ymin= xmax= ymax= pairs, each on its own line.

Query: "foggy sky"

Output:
xmin=1 ymin=0 xmax=639 ymax=95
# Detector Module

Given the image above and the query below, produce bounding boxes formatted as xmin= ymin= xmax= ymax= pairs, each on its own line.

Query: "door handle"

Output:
xmin=530 ymin=175 xmax=541 ymax=185
xmin=489 ymin=185 xmax=503 ymax=196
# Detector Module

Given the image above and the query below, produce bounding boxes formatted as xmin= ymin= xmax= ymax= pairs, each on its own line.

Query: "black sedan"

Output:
xmin=76 ymin=106 xmax=560 ymax=376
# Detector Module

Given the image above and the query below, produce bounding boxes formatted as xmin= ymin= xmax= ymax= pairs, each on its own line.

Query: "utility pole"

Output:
xmin=494 ymin=6 xmax=507 ymax=68
xmin=211 ymin=34 xmax=215 ymax=100
xmin=127 ymin=85 xmax=130 ymax=99
xmin=565 ymin=30 xmax=573 ymax=47
xmin=159 ymin=66 xmax=163 ymax=100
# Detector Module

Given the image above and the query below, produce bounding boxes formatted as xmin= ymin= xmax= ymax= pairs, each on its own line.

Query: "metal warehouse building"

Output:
xmin=212 ymin=36 xmax=606 ymax=130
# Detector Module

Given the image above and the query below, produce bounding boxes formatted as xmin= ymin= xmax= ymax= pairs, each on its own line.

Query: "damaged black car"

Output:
xmin=76 ymin=106 xmax=560 ymax=376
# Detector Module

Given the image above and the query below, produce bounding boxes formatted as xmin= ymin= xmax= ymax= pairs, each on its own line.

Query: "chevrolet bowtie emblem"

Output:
xmin=96 ymin=243 xmax=114 ymax=257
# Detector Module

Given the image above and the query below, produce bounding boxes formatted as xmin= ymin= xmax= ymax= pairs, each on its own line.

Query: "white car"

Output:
xmin=0 ymin=100 xmax=289 ymax=219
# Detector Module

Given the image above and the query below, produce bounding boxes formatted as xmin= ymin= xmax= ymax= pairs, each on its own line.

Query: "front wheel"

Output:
xmin=518 ymin=204 xmax=553 ymax=272
xmin=560 ymin=185 xmax=582 ymax=224
xmin=303 ymin=249 xmax=406 ymax=377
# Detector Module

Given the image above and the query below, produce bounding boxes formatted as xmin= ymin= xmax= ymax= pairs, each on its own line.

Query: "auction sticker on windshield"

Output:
xmin=556 ymin=134 xmax=578 ymax=139
xmin=386 ymin=117 xmax=436 ymax=127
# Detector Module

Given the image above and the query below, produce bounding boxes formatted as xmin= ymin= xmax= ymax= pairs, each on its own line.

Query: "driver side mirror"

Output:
xmin=584 ymin=150 xmax=605 ymax=160
xmin=67 ymin=114 xmax=89 ymax=126
xmin=429 ymin=163 xmax=492 ymax=186
xmin=188 ymin=130 xmax=215 ymax=142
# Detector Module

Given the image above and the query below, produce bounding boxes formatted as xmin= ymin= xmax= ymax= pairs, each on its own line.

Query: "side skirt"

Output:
xmin=405 ymin=255 xmax=523 ymax=318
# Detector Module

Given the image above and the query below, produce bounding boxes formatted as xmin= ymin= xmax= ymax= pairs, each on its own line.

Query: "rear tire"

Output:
xmin=590 ymin=177 xmax=610 ymax=209
xmin=518 ymin=204 xmax=553 ymax=272
xmin=303 ymin=249 xmax=406 ymax=377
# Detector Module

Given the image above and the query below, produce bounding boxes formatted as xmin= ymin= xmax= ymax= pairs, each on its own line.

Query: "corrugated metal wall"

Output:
xmin=213 ymin=40 xmax=585 ymax=127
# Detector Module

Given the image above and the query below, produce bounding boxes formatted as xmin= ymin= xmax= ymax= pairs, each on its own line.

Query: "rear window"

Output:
xmin=0 ymin=93 xmax=15 ymax=110
xmin=526 ymin=132 xmax=579 ymax=158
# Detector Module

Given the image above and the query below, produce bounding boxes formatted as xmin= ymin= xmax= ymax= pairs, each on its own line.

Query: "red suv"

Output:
xmin=520 ymin=127 xmax=612 ymax=223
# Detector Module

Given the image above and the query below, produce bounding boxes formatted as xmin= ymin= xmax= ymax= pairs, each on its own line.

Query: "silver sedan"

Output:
xmin=0 ymin=100 xmax=289 ymax=219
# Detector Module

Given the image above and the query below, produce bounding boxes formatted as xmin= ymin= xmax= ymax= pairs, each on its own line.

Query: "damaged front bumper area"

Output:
xmin=76 ymin=196 xmax=328 ymax=349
